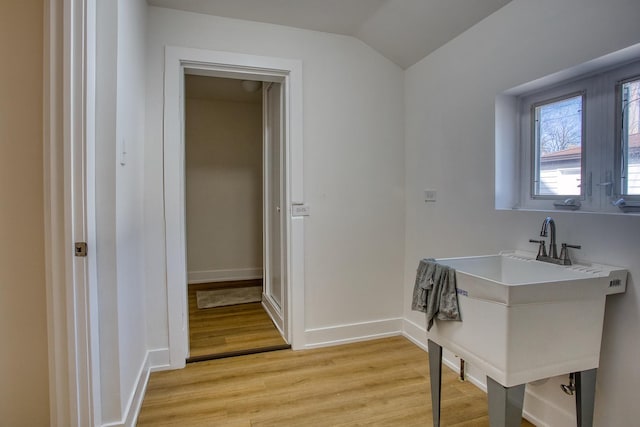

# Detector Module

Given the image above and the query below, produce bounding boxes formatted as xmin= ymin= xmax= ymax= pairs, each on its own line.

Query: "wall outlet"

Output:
xmin=424 ymin=189 xmax=437 ymax=202
xmin=292 ymin=204 xmax=310 ymax=216
xmin=120 ymin=138 xmax=127 ymax=166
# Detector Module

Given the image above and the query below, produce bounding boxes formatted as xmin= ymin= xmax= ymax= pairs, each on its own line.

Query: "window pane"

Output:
xmin=533 ymin=95 xmax=583 ymax=196
xmin=622 ymin=79 xmax=640 ymax=195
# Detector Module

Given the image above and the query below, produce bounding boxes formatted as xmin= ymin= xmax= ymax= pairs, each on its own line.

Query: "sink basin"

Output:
xmin=437 ymin=251 xmax=627 ymax=306
xmin=426 ymin=251 xmax=627 ymax=387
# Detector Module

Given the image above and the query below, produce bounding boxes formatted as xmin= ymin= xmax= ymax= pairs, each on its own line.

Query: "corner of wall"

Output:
xmin=101 ymin=347 xmax=170 ymax=427
xmin=494 ymin=93 xmax=519 ymax=210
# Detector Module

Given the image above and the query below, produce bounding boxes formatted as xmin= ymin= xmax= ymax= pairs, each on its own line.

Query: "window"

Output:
xmin=518 ymin=58 xmax=640 ymax=213
xmin=620 ymin=78 xmax=640 ymax=196
xmin=532 ymin=94 xmax=584 ymax=198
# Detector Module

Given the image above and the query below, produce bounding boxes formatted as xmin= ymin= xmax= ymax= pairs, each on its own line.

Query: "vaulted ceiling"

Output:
xmin=146 ymin=0 xmax=512 ymax=69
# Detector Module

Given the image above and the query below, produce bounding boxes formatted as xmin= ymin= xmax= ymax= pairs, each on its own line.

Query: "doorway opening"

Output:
xmin=163 ymin=47 xmax=305 ymax=369
xmin=183 ymin=75 xmax=288 ymax=361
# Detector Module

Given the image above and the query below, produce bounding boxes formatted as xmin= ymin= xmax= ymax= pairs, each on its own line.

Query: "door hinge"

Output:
xmin=75 ymin=242 xmax=88 ymax=257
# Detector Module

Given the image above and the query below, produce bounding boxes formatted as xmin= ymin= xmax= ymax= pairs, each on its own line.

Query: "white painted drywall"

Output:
xmin=185 ymin=96 xmax=263 ymax=280
xmin=95 ymin=0 xmax=148 ymax=423
xmin=115 ymin=0 xmax=148 ymax=420
xmin=0 ymin=1 xmax=50 ymax=425
xmin=404 ymin=0 xmax=640 ymax=425
xmin=144 ymin=8 xmax=406 ymax=349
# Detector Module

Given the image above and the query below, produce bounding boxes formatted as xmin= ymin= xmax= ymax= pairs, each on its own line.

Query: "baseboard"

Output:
xmin=147 ymin=347 xmax=171 ymax=372
xmin=188 ymin=268 xmax=262 ymax=284
xmin=304 ymin=317 xmax=403 ymax=349
xmin=402 ymin=318 xmax=563 ymax=427
xmin=100 ymin=348 xmax=170 ymax=427
xmin=100 ymin=351 xmax=149 ymax=427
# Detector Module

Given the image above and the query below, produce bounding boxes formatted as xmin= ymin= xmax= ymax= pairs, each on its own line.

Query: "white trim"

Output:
xmin=101 ymin=353 xmax=150 ymax=427
xmin=163 ymin=46 xmax=305 ymax=368
xmin=522 ymin=385 xmax=572 ymax=427
xmin=122 ymin=355 xmax=149 ymax=427
xmin=147 ymin=348 xmax=171 ymax=372
xmin=99 ymin=347 xmax=175 ymax=427
xmin=45 ymin=0 xmax=99 ymax=425
xmin=187 ymin=268 xmax=262 ymax=284
xmin=262 ymin=295 xmax=285 ymax=337
xmin=44 ymin=1 xmax=70 ymax=424
xmin=289 ymin=217 xmax=305 ymax=349
xmin=304 ymin=318 xmax=403 ymax=349
xmin=84 ymin=0 xmax=101 ymax=422
xmin=262 ymin=81 xmax=286 ymax=342
xmin=99 ymin=348 xmax=169 ymax=427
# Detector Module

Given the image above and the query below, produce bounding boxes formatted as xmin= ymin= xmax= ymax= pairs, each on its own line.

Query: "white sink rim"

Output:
xmin=434 ymin=251 xmax=626 ymax=306
xmin=437 ymin=252 xmax=600 ymax=286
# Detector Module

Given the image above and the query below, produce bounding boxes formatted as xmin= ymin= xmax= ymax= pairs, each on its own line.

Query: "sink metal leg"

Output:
xmin=487 ymin=376 xmax=526 ymax=427
xmin=575 ymin=369 xmax=597 ymax=427
xmin=427 ymin=339 xmax=443 ymax=427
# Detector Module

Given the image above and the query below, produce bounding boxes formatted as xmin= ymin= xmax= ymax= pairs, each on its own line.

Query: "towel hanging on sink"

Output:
xmin=411 ymin=258 xmax=461 ymax=331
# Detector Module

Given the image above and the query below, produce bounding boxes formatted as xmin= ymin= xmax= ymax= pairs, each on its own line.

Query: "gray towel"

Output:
xmin=411 ymin=258 xmax=461 ymax=331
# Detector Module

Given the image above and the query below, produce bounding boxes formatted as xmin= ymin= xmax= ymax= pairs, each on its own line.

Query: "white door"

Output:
xmin=263 ymin=82 xmax=286 ymax=334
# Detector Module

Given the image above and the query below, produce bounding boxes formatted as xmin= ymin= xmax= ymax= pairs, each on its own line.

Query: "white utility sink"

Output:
xmin=427 ymin=251 xmax=627 ymax=387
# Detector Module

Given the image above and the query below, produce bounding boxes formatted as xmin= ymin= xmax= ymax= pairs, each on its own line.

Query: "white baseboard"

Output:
xmin=100 ymin=348 xmax=170 ymax=427
xmin=122 ymin=356 xmax=149 ymax=427
xmin=188 ymin=268 xmax=262 ymax=284
xmin=147 ymin=347 xmax=171 ymax=372
xmin=100 ymin=352 xmax=149 ymax=427
xmin=402 ymin=318 xmax=564 ymax=427
xmin=304 ymin=317 xmax=403 ymax=349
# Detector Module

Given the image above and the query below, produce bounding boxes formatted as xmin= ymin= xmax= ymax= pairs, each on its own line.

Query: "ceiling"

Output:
xmin=146 ymin=0 xmax=512 ymax=69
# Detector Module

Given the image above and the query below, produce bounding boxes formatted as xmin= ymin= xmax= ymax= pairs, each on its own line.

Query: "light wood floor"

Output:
xmin=189 ymin=281 xmax=288 ymax=360
xmin=138 ymin=336 xmax=535 ymax=426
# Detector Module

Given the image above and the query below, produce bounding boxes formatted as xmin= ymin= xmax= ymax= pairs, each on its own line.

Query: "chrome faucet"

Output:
xmin=529 ymin=217 xmax=581 ymax=265
xmin=540 ymin=217 xmax=558 ymax=259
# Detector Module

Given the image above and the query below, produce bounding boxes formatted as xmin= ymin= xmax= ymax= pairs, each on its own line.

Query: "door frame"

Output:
xmin=45 ymin=0 xmax=101 ymax=424
xmin=262 ymin=81 xmax=286 ymax=335
xmin=163 ymin=46 xmax=305 ymax=368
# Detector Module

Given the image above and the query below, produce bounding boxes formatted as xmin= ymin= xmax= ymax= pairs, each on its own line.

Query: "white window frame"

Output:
xmin=518 ymin=58 xmax=640 ymax=214
xmin=614 ymin=72 xmax=640 ymax=204
xmin=530 ymin=91 xmax=586 ymax=200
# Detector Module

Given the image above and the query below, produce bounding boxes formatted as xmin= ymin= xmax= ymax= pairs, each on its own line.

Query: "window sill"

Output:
xmin=611 ymin=198 xmax=640 ymax=213
xmin=496 ymin=205 xmax=640 ymax=216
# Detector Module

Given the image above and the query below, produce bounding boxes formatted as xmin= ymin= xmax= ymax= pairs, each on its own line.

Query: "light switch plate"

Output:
xmin=424 ymin=189 xmax=437 ymax=202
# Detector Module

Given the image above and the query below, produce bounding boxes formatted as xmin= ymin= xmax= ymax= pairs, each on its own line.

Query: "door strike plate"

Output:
xmin=75 ymin=242 xmax=88 ymax=257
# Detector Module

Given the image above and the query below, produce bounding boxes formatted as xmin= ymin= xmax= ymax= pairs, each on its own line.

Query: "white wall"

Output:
xmin=144 ymin=8 xmax=406 ymax=350
xmin=94 ymin=0 xmax=148 ymax=423
xmin=115 ymin=0 xmax=148 ymax=420
xmin=185 ymin=96 xmax=263 ymax=282
xmin=403 ymin=0 xmax=640 ymax=425
xmin=0 ymin=1 xmax=49 ymax=425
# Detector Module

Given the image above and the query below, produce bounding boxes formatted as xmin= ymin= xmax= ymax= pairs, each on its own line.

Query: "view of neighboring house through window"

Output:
xmin=621 ymin=78 xmax=640 ymax=196
xmin=533 ymin=94 xmax=584 ymax=197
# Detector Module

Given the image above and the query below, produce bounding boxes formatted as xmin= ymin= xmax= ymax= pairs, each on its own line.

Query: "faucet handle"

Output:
xmin=559 ymin=243 xmax=581 ymax=265
xmin=529 ymin=239 xmax=547 ymax=258
xmin=563 ymin=243 xmax=581 ymax=249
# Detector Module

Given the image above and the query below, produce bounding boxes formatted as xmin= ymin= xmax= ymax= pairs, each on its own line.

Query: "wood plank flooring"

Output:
xmin=138 ymin=336 xmax=535 ymax=426
xmin=189 ymin=281 xmax=288 ymax=360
